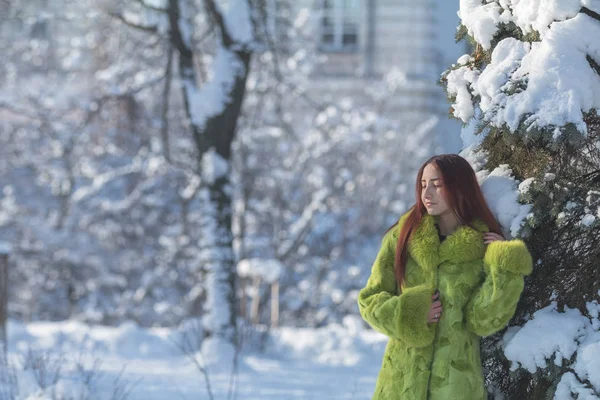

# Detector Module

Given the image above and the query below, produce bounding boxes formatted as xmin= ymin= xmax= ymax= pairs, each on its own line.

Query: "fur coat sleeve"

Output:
xmin=463 ymin=239 xmax=533 ymax=337
xmin=357 ymin=229 xmax=436 ymax=348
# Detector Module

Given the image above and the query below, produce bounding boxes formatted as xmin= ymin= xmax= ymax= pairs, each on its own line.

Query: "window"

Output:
xmin=320 ymin=0 xmax=360 ymax=52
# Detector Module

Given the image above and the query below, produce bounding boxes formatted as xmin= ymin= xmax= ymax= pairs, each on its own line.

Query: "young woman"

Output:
xmin=358 ymin=154 xmax=533 ymax=400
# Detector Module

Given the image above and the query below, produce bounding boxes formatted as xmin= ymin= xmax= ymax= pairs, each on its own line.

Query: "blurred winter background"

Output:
xmin=0 ymin=0 xmax=599 ymax=399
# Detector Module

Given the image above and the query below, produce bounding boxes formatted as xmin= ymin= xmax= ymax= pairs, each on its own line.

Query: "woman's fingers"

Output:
xmin=427 ymin=297 xmax=443 ymax=323
xmin=483 ymin=232 xmax=505 ymax=244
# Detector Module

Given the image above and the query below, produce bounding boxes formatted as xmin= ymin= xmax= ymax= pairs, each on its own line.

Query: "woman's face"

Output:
xmin=420 ymin=163 xmax=451 ymax=216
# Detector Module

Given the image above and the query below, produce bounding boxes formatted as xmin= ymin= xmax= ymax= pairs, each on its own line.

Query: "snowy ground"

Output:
xmin=5 ymin=296 xmax=600 ymax=399
xmin=3 ymin=316 xmax=387 ymax=400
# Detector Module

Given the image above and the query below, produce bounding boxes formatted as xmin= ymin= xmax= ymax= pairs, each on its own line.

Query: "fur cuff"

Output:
xmin=484 ymin=240 xmax=533 ymax=275
xmin=397 ymin=285 xmax=436 ymax=348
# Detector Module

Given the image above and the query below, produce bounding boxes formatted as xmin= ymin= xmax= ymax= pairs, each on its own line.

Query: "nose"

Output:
xmin=424 ymin=185 xmax=434 ymax=199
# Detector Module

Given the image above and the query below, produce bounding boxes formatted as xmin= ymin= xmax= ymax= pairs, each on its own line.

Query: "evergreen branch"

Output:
xmin=581 ymin=6 xmax=600 ymax=23
xmin=107 ymin=12 xmax=159 ymax=34
xmin=577 ymin=169 xmax=600 ymax=183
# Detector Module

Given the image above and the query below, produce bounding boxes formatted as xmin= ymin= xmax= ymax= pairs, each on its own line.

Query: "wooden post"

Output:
xmin=0 ymin=244 xmax=9 ymax=353
xmin=250 ymin=276 xmax=261 ymax=325
xmin=239 ymin=277 xmax=247 ymax=320
xmin=270 ymin=281 xmax=279 ymax=329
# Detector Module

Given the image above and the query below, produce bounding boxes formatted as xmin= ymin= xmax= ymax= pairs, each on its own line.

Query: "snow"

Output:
xmin=201 ymin=148 xmax=229 ymax=185
xmin=575 ymin=339 xmax=600 ymax=394
xmin=177 ymin=0 xmax=193 ymax=49
xmin=277 ymin=188 xmax=330 ymax=258
xmin=475 ymin=38 xmax=530 ymax=128
xmin=219 ymin=0 xmax=254 ymax=45
xmin=9 ymin=298 xmax=598 ymax=399
xmin=457 ymin=0 xmax=508 ymax=50
xmin=450 ymin=4 xmax=600 ymax=136
xmin=460 ymin=107 xmax=484 ymax=149
xmin=544 ymin=173 xmax=556 ymax=182
xmin=510 ymin=0 xmax=581 ymax=35
xmin=6 ymin=318 xmax=387 ymax=399
xmin=0 ymin=241 xmax=11 ymax=255
xmin=500 ymin=14 xmax=600 ymax=134
xmin=478 ymin=165 xmax=532 ymax=237
xmin=503 ymin=301 xmax=588 ymax=373
xmin=581 ymin=214 xmax=597 ymax=227
xmin=518 ymin=177 xmax=536 ymax=194
xmin=202 ymin=261 xmax=234 ymax=337
xmin=555 ymin=372 xmax=599 ymax=400
xmin=459 ymin=150 xmax=532 ymax=238
xmin=445 ymin=62 xmax=480 ymax=121
xmin=458 ymin=0 xmax=581 ymax=50
xmin=456 ymin=54 xmax=472 ymax=66
xmin=237 ymin=258 xmax=283 ymax=283
xmin=503 ymin=299 xmax=600 ymax=396
xmin=584 ymin=0 xmax=600 ymax=14
xmin=200 ymin=336 xmax=236 ymax=372
xmin=186 ymin=47 xmax=246 ymax=129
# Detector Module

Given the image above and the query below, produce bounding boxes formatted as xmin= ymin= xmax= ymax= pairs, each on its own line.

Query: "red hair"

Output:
xmin=386 ymin=154 xmax=503 ymax=291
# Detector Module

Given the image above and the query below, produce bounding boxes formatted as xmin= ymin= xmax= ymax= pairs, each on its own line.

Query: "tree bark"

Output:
xmin=167 ymin=0 xmax=252 ymax=345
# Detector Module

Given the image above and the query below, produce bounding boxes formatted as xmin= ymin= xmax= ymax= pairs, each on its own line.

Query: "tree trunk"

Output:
xmin=251 ymin=276 xmax=261 ymax=325
xmin=167 ymin=0 xmax=252 ymax=346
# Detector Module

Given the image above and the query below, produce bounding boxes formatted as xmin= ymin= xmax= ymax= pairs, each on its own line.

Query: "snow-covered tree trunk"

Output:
xmin=167 ymin=0 xmax=253 ymax=349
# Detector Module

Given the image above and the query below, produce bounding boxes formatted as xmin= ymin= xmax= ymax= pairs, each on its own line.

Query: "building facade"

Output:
xmin=307 ymin=0 xmax=468 ymax=153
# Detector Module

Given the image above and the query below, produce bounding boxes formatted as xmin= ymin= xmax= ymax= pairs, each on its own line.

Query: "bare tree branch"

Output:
xmin=587 ymin=54 xmax=600 ymax=77
xmin=107 ymin=12 xmax=160 ymax=34
xmin=202 ymin=0 xmax=235 ymax=46
xmin=160 ymin=45 xmax=174 ymax=162
xmin=0 ymin=102 xmax=38 ymax=119
xmin=133 ymin=0 xmax=168 ymax=13
xmin=582 ymin=6 xmax=600 ymax=22
xmin=166 ymin=0 xmax=193 ymax=60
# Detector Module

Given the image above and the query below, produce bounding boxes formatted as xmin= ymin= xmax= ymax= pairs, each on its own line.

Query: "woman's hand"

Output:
xmin=427 ymin=291 xmax=442 ymax=324
xmin=483 ymin=232 xmax=505 ymax=244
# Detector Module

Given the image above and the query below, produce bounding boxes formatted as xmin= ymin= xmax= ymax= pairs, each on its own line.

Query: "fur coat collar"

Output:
xmin=402 ymin=212 xmax=489 ymax=270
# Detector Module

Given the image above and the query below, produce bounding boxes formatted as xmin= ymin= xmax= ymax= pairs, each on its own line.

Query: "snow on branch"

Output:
xmin=216 ymin=0 xmax=253 ymax=45
xmin=277 ymin=188 xmax=330 ymax=260
xmin=237 ymin=258 xmax=283 ymax=283
xmin=108 ymin=10 xmax=160 ymax=34
xmin=132 ymin=0 xmax=168 ymax=13
xmin=502 ymin=299 xmax=600 ymax=397
xmin=71 ymin=162 xmax=144 ymax=204
xmin=447 ymin=3 xmax=600 ymax=136
xmin=185 ymin=47 xmax=246 ymax=129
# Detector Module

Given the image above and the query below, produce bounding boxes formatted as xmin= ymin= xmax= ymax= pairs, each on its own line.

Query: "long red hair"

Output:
xmin=387 ymin=154 xmax=503 ymax=291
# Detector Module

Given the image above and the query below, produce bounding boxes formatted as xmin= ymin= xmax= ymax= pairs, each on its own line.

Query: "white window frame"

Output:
xmin=319 ymin=0 xmax=360 ymax=53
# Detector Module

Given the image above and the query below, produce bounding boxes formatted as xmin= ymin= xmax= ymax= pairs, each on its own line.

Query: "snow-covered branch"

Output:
xmin=277 ymin=188 xmax=330 ymax=260
xmin=107 ymin=11 xmax=161 ymax=34
xmin=446 ymin=3 xmax=600 ymax=137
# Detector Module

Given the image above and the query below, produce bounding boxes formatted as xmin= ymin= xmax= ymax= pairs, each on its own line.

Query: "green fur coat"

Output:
xmin=358 ymin=212 xmax=533 ymax=400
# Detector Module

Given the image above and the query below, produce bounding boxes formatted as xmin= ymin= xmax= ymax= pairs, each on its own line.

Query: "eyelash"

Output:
xmin=422 ymin=185 xmax=442 ymax=189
